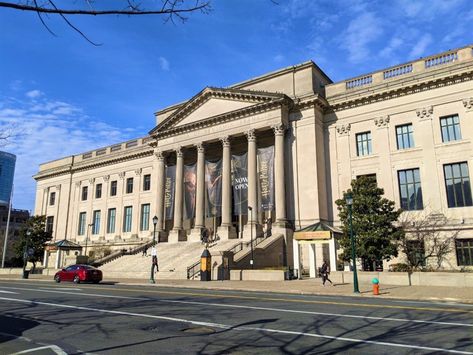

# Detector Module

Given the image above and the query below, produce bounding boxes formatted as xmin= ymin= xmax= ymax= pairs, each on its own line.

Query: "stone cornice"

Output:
xmin=34 ymin=148 xmax=154 ymax=181
xmin=151 ymin=87 xmax=290 ymax=134
xmin=327 ymin=62 xmax=473 ymax=112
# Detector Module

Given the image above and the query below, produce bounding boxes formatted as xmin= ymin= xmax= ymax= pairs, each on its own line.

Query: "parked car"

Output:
xmin=54 ymin=264 xmax=102 ymax=284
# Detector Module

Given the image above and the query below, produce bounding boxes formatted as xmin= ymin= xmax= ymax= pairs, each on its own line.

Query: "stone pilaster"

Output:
xmin=273 ymin=123 xmax=287 ymax=225
xmin=169 ymin=147 xmax=185 ymax=243
xmin=155 ymin=151 xmax=165 ymax=232
xmin=243 ymin=129 xmax=260 ymax=240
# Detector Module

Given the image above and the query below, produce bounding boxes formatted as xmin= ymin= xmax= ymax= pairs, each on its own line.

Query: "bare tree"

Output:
xmin=0 ymin=0 xmax=212 ymax=45
xmin=398 ymin=211 xmax=459 ymax=271
xmin=0 ymin=123 xmax=19 ymax=147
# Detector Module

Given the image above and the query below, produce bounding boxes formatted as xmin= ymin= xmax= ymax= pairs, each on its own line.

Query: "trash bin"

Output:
xmin=22 ymin=270 xmax=30 ymax=279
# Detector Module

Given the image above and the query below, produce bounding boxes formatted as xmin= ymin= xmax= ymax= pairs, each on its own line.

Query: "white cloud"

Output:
xmin=1 ymin=90 xmax=140 ymax=210
xmin=339 ymin=12 xmax=383 ymax=64
xmin=409 ymin=34 xmax=433 ymax=59
xmin=159 ymin=57 xmax=170 ymax=71
xmin=273 ymin=54 xmax=284 ymax=62
xmin=25 ymin=89 xmax=43 ymax=99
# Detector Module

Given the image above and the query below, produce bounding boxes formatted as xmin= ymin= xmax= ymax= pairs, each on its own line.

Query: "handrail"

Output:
xmin=92 ymin=239 xmax=155 ymax=267
xmin=186 ymin=260 xmax=200 ymax=279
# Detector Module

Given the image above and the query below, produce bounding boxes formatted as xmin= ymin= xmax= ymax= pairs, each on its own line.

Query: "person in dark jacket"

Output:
xmin=320 ymin=261 xmax=333 ymax=286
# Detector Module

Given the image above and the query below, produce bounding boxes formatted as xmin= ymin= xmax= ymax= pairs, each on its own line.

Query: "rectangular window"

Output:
xmin=406 ymin=240 xmax=426 ymax=267
xmin=396 ymin=124 xmax=414 ymax=149
xmin=107 ymin=208 xmax=116 ymax=234
xmin=81 ymin=186 xmax=88 ymax=201
xmin=95 ymin=183 xmax=102 ymax=199
xmin=78 ymin=212 xmax=87 ymax=235
xmin=440 ymin=114 xmax=462 ymax=142
xmin=143 ymin=174 xmax=151 ymax=191
xmin=92 ymin=210 xmax=101 ymax=235
xmin=398 ymin=168 xmax=423 ymax=210
xmin=110 ymin=180 xmax=117 ymax=196
xmin=356 ymin=131 xmax=372 ymax=156
xmin=140 ymin=204 xmax=150 ymax=231
xmin=126 ymin=177 xmax=133 ymax=194
xmin=444 ymin=162 xmax=472 ymax=208
xmin=46 ymin=216 xmax=54 ymax=233
xmin=456 ymin=239 xmax=473 ymax=266
xmin=123 ymin=206 xmax=133 ymax=232
xmin=49 ymin=192 xmax=56 ymax=206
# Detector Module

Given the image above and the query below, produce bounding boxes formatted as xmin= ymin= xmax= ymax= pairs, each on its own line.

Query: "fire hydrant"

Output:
xmin=372 ymin=278 xmax=380 ymax=295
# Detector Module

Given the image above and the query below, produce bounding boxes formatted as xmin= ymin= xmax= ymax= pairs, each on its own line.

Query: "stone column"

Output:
xmin=43 ymin=249 xmax=49 ymax=268
xmin=155 ymin=151 xmax=166 ymax=233
xmin=189 ymin=143 xmax=205 ymax=242
xmin=169 ymin=147 xmax=184 ymax=243
xmin=217 ymin=136 xmax=236 ymax=240
xmin=243 ymin=129 xmax=260 ymax=239
xmin=309 ymin=243 xmax=316 ymax=278
xmin=329 ymin=238 xmax=337 ymax=272
xmin=273 ymin=123 xmax=287 ymax=225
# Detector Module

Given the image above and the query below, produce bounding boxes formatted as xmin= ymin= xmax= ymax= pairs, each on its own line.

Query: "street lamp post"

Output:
xmin=84 ymin=223 xmax=93 ymax=258
xmin=346 ymin=192 xmax=360 ymax=293
xmin=248 ymin=206 xmax=254 ymax=269
xmin=22 ymin=229 xmax=31 ymax=279
xmin=150 ymin=216 xmax=158 ymax=284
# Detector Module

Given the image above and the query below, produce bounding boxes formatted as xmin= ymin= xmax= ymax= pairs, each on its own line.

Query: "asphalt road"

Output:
xmin=0 ymin=280 xmax=472 ymax=354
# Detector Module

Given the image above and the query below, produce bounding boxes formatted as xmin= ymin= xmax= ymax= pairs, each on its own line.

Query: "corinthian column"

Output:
xmin=189 ymin=143 xmax=205 ymax=242
xmin=169 ymin=147 xmax=184 ymax=243
xmin=155 ymin=150 xmax=165 ymax=232
xmin=273 ymin=123 xmax=287 ymax=225
xmin=217 ymin=136 xmax=236 ymax=240
xmin=243 ymin=129 xmax=261 ymax=240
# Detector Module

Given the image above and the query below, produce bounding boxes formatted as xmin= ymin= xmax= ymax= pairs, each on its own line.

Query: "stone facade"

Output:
xmin=34 ymin=45 xmax=473 ymax=271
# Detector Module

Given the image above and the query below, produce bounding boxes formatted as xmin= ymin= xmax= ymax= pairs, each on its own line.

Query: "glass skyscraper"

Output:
xmin=0 ymin=151 xmax=16 ymax=206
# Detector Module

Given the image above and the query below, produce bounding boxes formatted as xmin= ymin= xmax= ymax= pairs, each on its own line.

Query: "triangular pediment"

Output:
xmin=150 ymin=87 xmax=287 ymax=134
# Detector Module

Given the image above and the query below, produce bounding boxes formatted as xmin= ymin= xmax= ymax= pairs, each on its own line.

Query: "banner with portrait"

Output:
xmin=164 ymin=165 xmax=176 ymax=220
xmin=257 ymin=146 xmax=275 ymax=211
xmin=232 ymin=152 xmax=248 ymax=215
xmin=184 ymin=163 xmax=197 ymax=220
xmin=205 ymin=159 xmax=222 ymax=217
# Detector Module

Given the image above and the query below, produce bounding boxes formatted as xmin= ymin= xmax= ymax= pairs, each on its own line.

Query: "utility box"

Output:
xmin=200 ymin=249 xmax=211 ymax=281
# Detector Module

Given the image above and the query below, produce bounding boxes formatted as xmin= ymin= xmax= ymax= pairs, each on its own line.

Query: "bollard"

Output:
xmin=372 ymin=277 xmax=379 ymax=295
xmin=200 ymin=248 xmax=212 ymax=281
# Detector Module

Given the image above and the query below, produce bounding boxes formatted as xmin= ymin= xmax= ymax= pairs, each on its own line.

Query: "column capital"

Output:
xmin=416 ymin=106 xmax=433 ymax=120
xmin=154 ymin=150 xmax=165 ymax=161
xmin=88 ymin=178 xmax=95 ymax=185
xmin=75 ymin=181 xmax=81 ymax=187
xmin=103 ymin=175 xmax=110 ymax=182
xmin=118 ymin=172 xmax=126 ymax=179
xmin=175 ymin=146 xmax=183 ymax=158
xmin=195 ymin=142 xmax=205 ymax=153
xmin=463 ymin=97 xmax=473 ymax=111
xmin=272 ymin=123 xmax=286 ymax=136
xmin=220 ymin=136 xmax=231 ymax=147
xmin=135 ymin=168 xmax=142 ymax=176
xmin=374 ymin=115 xmax=390 ymax=128
xmin=55 ymin=184 xmax=61 ymax=190
xmin=246 ymin=129 xmax=257 ymax=142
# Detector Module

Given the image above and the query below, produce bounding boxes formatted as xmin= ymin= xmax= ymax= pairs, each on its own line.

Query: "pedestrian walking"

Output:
xmin=142 ymin=248 xmax=147 ymax=257
xmin=320 ymin=260 xmax=333 ymax=286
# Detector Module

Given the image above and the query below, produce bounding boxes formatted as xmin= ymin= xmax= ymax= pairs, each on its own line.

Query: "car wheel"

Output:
xmin=73 ymin=275 xmax=80 ymax=284
xmin=54 ymin=275 xmax=61 ymax=283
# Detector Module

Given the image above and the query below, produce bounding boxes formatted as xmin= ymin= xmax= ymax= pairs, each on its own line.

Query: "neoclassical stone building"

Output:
xmin=35 ymin=44 xmax=473 ymax=272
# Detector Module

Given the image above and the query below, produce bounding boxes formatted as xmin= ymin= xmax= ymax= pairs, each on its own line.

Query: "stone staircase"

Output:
xmin=99 ymin=239 xmax=241 ymax=280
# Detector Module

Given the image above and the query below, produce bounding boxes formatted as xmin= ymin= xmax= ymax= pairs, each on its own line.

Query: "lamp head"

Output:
xmin=248 ymin=206 xmax=252 ymax=211
xmin=152 ymin=216 xmax=158 ymax=225
xmin=345 ymin=192 xmax=353 ymax=206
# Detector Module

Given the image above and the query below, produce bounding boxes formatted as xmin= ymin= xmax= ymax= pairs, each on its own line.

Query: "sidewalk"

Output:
xmin=2 ymin=274 xmax=472 ymax=304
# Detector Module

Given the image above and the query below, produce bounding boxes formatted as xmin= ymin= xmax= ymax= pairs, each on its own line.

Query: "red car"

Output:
xmin=54 ymin=264 xmax=102 ymax=284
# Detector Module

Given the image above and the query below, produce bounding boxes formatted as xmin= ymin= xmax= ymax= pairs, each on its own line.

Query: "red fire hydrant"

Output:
xmin=372 ymin=278 xmax=380 ymax=295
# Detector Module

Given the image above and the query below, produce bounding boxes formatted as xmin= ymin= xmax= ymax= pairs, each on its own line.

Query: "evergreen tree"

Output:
xmin=335 ymin=176 xmax=404 ymax=269
xmin=14 ymin=215 xmax=52 ymax=272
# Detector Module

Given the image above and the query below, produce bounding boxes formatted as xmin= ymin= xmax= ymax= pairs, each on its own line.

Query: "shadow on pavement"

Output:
xmin=0 ymin=315 xmax=39 ymax=344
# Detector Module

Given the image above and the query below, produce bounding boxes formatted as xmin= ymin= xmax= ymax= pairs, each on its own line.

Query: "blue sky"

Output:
xmin=0 ymin=0 xmax=472 ymax=211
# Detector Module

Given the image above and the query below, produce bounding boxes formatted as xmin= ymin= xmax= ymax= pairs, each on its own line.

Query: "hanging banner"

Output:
xmin=164 ymin=165 xmax=176 ymax=220
xmin=205 ymin=159 xmax=222 ymax=217
xmin=184 ymin=163 xmax=197 ymax=220
xmin=258 ymin=146 xmax=275 ymax=211
xmin=232 ymin=152 xmax=248 ymax=215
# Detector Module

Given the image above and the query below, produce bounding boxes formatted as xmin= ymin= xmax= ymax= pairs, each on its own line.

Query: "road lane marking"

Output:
xmin=0 ymin=286 xmax=143 ymax=300
xmin=40 ymin=287 xmax=83 ymax=291
xmin=0 ymin=296 xmax=471 ymax=355
xmin=11 ymin=345 xmax=68 ymax=355
xmin=0 ymin=290 xmax=17 ymax=294
xmin=1 ymin=281 xmax=472 ymax=314
xmin=160 ymin=299 xmax=473 ymax=327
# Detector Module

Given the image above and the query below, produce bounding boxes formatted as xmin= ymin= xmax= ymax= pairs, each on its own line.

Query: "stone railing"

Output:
xmin=79 ymin=136 xmax=153 ymax=162
xmin=327 ymin=45 xmax=473 ymax=97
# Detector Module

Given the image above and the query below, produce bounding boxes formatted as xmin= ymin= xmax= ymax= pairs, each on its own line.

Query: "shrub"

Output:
xmin=389 ymin=263 xmax=411 ymax=272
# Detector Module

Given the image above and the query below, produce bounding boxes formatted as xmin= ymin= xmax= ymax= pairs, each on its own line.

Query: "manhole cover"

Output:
xmin=181 ymin=326 xmax=216 ymax=334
